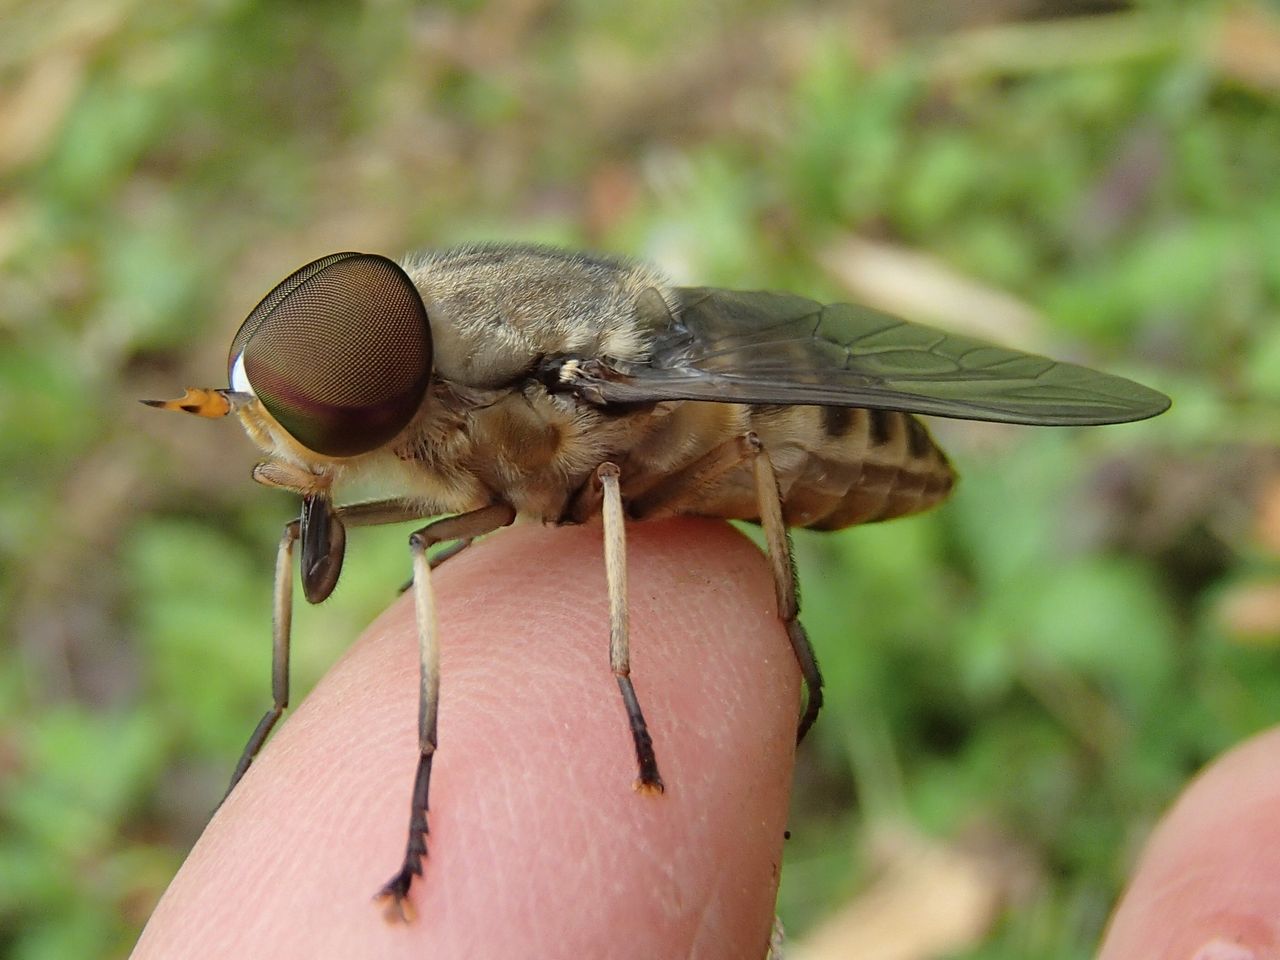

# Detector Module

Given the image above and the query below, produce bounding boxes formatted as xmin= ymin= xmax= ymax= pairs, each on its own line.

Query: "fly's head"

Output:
xmin=144 ymin=252 xmax=434 ymax=601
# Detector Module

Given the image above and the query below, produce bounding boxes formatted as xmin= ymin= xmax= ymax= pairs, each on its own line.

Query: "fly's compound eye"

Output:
xmin=228 ymin=252 xmax=433 ymax=457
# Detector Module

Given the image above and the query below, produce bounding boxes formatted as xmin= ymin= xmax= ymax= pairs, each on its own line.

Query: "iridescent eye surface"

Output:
xmin=228 ymin=252 xmax=433 ymax=457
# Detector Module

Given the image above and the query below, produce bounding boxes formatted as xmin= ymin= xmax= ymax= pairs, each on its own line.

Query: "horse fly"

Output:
xmin=145 ymin=243 xmax=1170 ymax=920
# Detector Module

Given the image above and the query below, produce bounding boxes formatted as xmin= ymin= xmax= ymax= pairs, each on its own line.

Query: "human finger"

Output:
xmin=1098 ymin=727 xmax=1280 ymax=960
xmin=132 ymin=518 xmax=800 ymax=959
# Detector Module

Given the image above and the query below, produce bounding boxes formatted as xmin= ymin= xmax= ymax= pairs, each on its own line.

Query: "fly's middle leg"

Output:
xmin=598 ymin=462 xmax=664 ymax=793
xmin=375 ymin=503 xmax=516 ymax=922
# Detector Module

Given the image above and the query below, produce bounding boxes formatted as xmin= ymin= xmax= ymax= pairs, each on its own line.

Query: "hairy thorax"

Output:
xmin=236 ymin=243 xmax=956 ymax=529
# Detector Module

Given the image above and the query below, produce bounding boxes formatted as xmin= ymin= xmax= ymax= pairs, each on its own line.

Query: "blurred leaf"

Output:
xmin=1245 ymin=321 xmax=1280 ymax=403
xmin=4 ymin=709 xmax=163 ymax=856
xmin=1 ymin=2 xmax=1274 ymax=956
xmin=1021 ymin=556 xmax=1176 ymax=708
xmin=124 ymin=518 xmax=273 ymax=755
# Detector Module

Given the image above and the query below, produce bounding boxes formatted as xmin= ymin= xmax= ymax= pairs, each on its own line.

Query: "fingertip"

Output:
xmin=422 ymin=519 xmax=798 ymax=955
xmin=1099 ymin=727 xmax=1280 ymax=959
xmin=135 ymin=519 xmax=798 ymax=960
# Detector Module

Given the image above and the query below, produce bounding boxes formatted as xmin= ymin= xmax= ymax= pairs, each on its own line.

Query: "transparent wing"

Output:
xmin=573 ymin=287 xmax=1170 ymax=425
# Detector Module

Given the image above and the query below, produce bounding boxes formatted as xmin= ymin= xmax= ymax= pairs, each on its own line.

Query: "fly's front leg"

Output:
xmin=226 ymin=497 xmax=436 ymax=800
xmin=225 ymin=518 xmax=299 ymax=798
xmin=394 ymin=516 xmax=482 ymax=596
xmin=375 ymin=503 xmax=516 ymax=922
xmin=598 ymin=462 xmax=664 ymax=793
xmin=428 ymin=537 xmax=474 ymax=570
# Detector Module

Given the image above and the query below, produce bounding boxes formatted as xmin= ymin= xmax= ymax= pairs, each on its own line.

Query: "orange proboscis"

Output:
xmin=141 ymin=387 xmax=232 ymax=418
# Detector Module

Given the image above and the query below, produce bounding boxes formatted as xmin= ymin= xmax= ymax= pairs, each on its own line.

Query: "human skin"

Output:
xmin=131 ymin=518 xmax=1280 ymax=959
xmin=1096 ymin=727 xmax=1280 ymax=959
xmin=131 ymin=519 xmax=798 ymax=959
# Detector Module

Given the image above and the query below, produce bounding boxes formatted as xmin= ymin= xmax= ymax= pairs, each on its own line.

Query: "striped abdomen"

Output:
xmin=617 ymin=401 xmax=956 ymax=531
xmin=759 ymin=405 xmax=955 ymax=530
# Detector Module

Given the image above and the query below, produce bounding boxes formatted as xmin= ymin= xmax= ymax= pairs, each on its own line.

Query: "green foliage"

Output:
xmin=1 ymin=1 xmax=1277 ymax=957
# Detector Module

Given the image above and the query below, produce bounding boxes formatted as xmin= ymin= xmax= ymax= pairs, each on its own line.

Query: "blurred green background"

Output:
xmin=2 ymin=0 xmax=1279 ymax=956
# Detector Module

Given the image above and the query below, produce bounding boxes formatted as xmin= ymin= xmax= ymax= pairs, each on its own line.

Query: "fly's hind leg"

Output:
xmin=743 ymin=435 xmax=824 ymax=742
xmin=628 ymin=433 xmax=825 ymax=744
xmin=375 ymin=503 xmax=516 ymax=922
